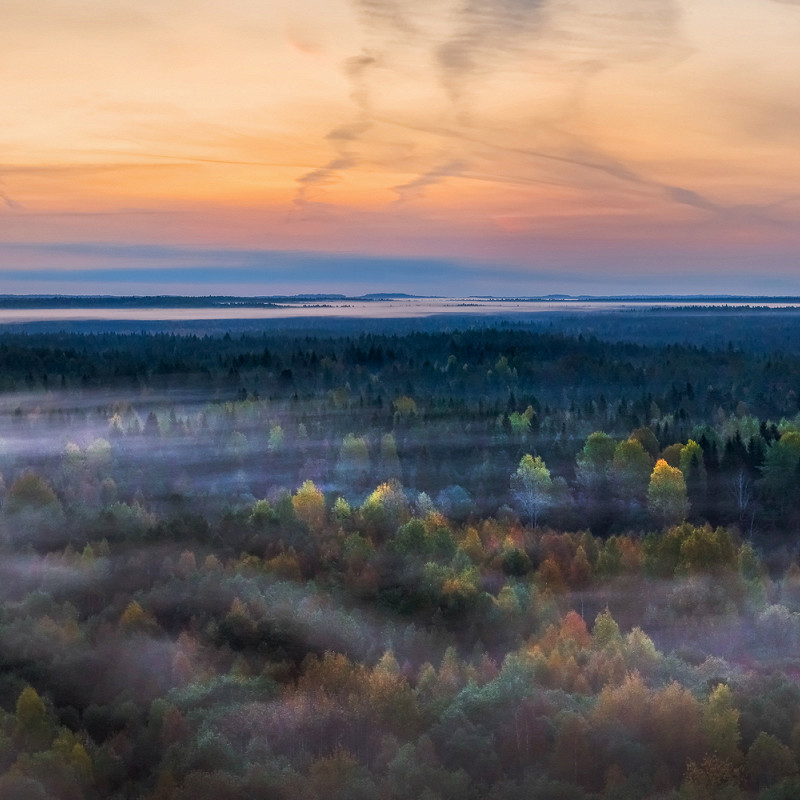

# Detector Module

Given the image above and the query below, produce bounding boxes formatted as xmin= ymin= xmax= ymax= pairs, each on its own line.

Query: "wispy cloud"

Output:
xmin=435 ymin=0 xmax=548 ymax=99
xmin=354 ymin=0 xmax=423 ymax=37
xmin=392 ymin=158 xmax=468 ymax=202
xmin=292 ymin=52 xmax=379 ymax=215
xmin=0 ymin=242 xmax=472 ymax=285
xmin=372 ymin=113 xmax=799 ymax=225
xmin=0 ymin=187 xmax=22 ymax=211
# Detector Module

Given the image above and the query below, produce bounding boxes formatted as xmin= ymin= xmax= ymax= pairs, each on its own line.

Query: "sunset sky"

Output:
xmin=2 ymin=0 xmax=800 ymax=295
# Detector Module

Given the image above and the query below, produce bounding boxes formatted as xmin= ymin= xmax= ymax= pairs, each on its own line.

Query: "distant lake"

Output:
xmin=0 ymin=297 xmax=798 ymax=323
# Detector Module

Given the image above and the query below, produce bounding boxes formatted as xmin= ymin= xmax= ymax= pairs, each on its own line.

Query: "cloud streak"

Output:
xmin=292 ymin=52 xmax=378 ymax=215
xmin=435 ymin=0 xmax=548 ymax=98
xmin=392 ymin=158 xmax=468 ymax=202
xmin=0 ymin=189 xmax=22 ymax=211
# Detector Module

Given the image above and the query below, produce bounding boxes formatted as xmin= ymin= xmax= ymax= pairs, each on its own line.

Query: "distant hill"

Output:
xmin=470 ymin=294 xmax=800 ymax=303
xmin=0 ymin=293 xmax=798 ymax=309
xmin=359 ymin=293 xmax=424 ymax=299
xmin=0 ymin=295 xmax=346 ymax=308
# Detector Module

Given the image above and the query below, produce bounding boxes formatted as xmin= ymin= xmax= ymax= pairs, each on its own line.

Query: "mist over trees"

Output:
xmin=1 ymin=312 xmax=800 ymax=797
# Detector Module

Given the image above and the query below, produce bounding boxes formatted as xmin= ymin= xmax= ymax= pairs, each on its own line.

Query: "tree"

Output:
xmin=14 ymin=686 xmax=52 ymax=751
xmin=746 ymin=732 xmax=798 ymax=789
xmin=361 ymin=480 xmax=409 ymax=536
xmin=648 ymin=459 xmax=689 ymax=525
xmin=267 ymin=424 xmax=284 ymax=454
xmin=508 ymin=409 xmax=532 ymax=438
xmin=550 ymin=712 xmax=596 ymax=787
xmin=335 ymin=433 xmax=370 ymax=487
xmin=292 ymin=480 xmax=326 ymax=534
xmin=704 ymin=683 xmax=742 ymax=764
xmin=681 ymin=439 xmax=708 ymax=512
xmin=729 ymin=468 xmax=753 ymax=527
xmin=592 ymin=607 xmax=621 ymax=650
xmin=631 ymin=426 xmax=660 ymax=459
xmin=378 ymin=433 xmax=402 ymax=481
xmin=662 ymin=442 xmax=683 ymax=468
xmin=4 ymin=472 xmax=60 ymax=515
xmin=511 ymin=454 xmax=552 ymax=528
xmin=760 ymin=432 xmax=800 ymax=521
xmin=578 ymin=431 xmax=616 ymax=470
xmin=611 ymin=437 xmax=652 ymax=510
xmin=392 ymin=396 xmax=417 ymax=419
xmin=680 ymin=439 xmax=706 ymax=479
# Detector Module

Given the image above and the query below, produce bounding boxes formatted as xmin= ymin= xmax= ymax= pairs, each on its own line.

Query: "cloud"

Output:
xmin=435 ymin=0 xmax=547 ymax=98
xmin=0 ymin=243 xmax=473 ymax=287
xmin=3 ymin=0 xmax=152 ymax=35
xmin=343 ymin=51 xmax=379 ymax=110
xmin=557 ymin=0 xmax=684 ymax=61
xmin=392 ymin=158 xmax=469 ymax=202
xmin=352 ymin=0 xmax=684 ymax=101
xmin=292 ymin=158 xmax=357 ymax=215
xmin=354 ymin=0 xmax=422 ymax=36
xmin=297 ymin=157 xmax=357 ymax=187
xmin=326 ymin=122 xmax=372 ymax=142
xmin=0 ymin=188 xmax=22 ymax=211
xmin=292 ymin=52 xmax=379 ymax=215
xmin=664 ymin=185 xmax=720 ymax=213
xmin=373 ymin=114 xmax=791 ymax=224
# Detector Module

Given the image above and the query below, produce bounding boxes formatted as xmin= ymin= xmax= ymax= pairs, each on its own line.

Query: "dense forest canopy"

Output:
xmin=1 ymin=310 xmax=800 ymax=799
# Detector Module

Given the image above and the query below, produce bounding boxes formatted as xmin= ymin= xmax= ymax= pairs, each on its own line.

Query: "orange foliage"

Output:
xmin=537 ymin=556 xmax=566 ymax=594
xmin=683 ymin=755 xmax=741 ymax=799
xmin=559 ymin=610 xmax=591 ymax=649
xmin=616 ymin=536 xmax=643 ymax=572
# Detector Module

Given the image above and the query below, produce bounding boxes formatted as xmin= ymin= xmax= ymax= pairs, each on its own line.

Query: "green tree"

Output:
xmin=746 ymin=732 xmax=797 ymax=789
xmin=631 ymin=426 xmax=660 ymax=459
xmin=14 ymin=687 xmax=52 ymax=752
xmin=576 ymin=432 xmax=615 ymax=493
xmin=5 ymin=472 xmax=60 ymax=515
xmin=611 ymin=437 xmax=652 ymax=510
xmin=578 ymin=431 xmax=616 ymax=469
xmin=662 ymin=442 xmax=684 ymax=468
xmin=508 ymin=409 xmax=532 ymax=438
xmin=267 ymin=424 xmax=284 ymax=454
xmin=760 ymin=432 xmax=800 ymax=520
xmin=335 ymin=433 xmax=370 ymax=487
xmin=680 ymin=439 xmax=706 ymax=479
xmin=704 ymin=683 xmax=742 ymax=764
xmin=592 ymin=607 xmax=621 ymax=650
xmin=392 ymin=396 xmax=417 ymax=419
xmin=511 ymin=454 xmax=552 ymax=527
xmin=681 ymin=438 xmax=708 ymax=511
xmin=378 ymin=433 xmax=402 ymax=481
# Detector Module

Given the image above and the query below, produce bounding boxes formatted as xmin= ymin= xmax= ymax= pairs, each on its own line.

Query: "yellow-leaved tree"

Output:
xmin=647 ymin=459 xmax=688 ymax=526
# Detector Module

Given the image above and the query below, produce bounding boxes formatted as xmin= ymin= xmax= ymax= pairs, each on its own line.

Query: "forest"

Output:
xmin=2 ymin=309 xmax=800 ymax=798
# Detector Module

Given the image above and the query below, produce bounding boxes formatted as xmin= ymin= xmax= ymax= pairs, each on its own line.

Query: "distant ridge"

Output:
xmin=469 ymin=294 xmax=800 ymax=303
xmin=0 ymin=293 xmax=797 ymax=308
xmin=0 ymin=294 xmax=430 ymax=307
xmin=359 ymin=292 xmax=424 ymax=299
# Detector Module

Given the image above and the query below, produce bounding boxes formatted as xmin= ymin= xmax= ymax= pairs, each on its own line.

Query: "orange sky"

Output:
xmin=2 ymin=0 xmax=800 ymax=294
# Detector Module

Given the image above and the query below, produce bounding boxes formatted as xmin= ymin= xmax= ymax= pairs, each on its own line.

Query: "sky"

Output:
xmin=1 ymin=0 xmax=800 ymax=296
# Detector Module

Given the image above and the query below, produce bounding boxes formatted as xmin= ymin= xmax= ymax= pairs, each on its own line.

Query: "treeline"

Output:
xmin=0 ymin=327 xmax=799 ymax=422
xmin=1 ymin=386 xmax=800 ymax=536
xmin=2 ymin=326 xmax=800 ymax=532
